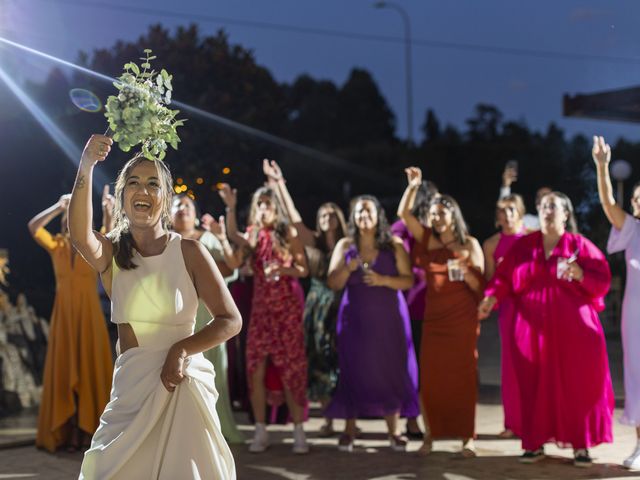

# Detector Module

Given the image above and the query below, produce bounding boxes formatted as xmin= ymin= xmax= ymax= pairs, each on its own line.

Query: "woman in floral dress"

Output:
xmin=220 ymin=183 xmax=310 ymax=454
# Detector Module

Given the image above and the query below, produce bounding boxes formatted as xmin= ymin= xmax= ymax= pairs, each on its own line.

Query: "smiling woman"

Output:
xmin=68 ymin=135 xmax=241 ymax=479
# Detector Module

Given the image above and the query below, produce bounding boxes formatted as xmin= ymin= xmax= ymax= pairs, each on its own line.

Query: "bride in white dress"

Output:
xmin=69 ymin=134 xmax=241 ymax=479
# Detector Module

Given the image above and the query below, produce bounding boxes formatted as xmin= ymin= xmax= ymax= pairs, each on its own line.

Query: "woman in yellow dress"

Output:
xmin=28 ymin=193 xmax=113 ymax=452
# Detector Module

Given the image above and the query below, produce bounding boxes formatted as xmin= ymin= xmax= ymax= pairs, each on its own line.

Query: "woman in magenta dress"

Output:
xmin=482 ymin=194 xmax=526 ymax=438
xmin=220 ymin=184 xmax=310 ymax=454
xmin=325 ymin=195 xmax=419 ymax=452
xmin=479 ymin=192 xmax=614 ymax=468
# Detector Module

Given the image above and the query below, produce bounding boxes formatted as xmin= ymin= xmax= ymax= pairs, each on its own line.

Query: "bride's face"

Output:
xmin=122 ymin=161 xmax=165 ymax=229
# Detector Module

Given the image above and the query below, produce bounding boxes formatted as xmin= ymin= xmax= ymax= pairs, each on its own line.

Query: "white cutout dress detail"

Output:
xmin=80 ymin=232 xmax=235 ymax=479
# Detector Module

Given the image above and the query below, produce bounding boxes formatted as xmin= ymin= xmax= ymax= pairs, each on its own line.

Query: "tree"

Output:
xmin=466 ymin=104 xmax=503 ymax=142
xmin=336 ymin=68 xmax=396 ymax=148
xmin=422 ymin=109 xmax=440 ymax=144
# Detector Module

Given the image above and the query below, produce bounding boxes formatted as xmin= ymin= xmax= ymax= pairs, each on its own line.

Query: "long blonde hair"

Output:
xmin=108 ymin=155 xmax=174 ymax=270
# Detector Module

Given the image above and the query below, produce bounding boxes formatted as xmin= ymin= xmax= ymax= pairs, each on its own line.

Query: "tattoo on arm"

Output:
xmin=76 ymin=175 xmax=86 ymax=189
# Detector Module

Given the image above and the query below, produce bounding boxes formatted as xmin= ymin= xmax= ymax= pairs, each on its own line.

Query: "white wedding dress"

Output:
xmin=80 ymin=232 xmax=235 ymax=479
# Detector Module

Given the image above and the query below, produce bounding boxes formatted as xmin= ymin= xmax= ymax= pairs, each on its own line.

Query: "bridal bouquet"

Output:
xmin=104 ymin=49 xmax=184 ymax=161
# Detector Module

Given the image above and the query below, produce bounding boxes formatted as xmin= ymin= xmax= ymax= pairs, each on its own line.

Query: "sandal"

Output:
xmin=318 ymin=423 xmax=335 ymax=438
xmin=389 ymin=434 xmax=408 ymax=452
xmin=338 ymin=433 xmax=354 ymax=452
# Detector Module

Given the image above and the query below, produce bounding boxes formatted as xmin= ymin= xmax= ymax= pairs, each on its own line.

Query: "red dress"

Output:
xmin=246 ymin=227 xmax=307 ymax=407
xmin=412 ymin=227 xmax=484 ymax=439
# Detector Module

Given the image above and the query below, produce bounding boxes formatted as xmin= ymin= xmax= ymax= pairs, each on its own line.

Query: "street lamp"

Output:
xmin=610 ymin=159 xmax=632 ymax=207
xmin=373 ymin=1 xmax=414 ymax=143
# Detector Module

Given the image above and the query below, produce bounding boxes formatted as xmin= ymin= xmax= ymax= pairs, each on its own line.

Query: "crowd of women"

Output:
xmin=21 ymin=133 xmax=640 ymax=476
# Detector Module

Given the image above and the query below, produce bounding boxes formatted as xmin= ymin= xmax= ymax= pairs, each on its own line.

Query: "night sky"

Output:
xmin=2 ymin=0 xmax=640 ymax=142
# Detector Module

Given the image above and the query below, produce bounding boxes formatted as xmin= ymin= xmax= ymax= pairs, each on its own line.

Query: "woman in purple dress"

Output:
xmin=325 ymin=195 xmax=419 ymax=452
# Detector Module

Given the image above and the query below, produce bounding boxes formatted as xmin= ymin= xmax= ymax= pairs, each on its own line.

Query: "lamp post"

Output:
xmin=610 ymin=159 xmax=632 ymax=206
xmin=373 ymin=1 xmax=414 ymax=143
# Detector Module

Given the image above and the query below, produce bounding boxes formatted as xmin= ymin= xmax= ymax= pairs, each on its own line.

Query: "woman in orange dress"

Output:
xmin=28 ymin=194 xmax=113 ymax=452
xmin=398 ymin=167 xmax=485 ymax=457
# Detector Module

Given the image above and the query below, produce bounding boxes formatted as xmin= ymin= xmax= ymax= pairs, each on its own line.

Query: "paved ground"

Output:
xmin=0 ymin=315 xmax=637 ymax=479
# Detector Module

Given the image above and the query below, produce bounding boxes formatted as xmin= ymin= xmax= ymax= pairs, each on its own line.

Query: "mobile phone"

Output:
xmin=505 ymin=160 xmax=518 ymax=175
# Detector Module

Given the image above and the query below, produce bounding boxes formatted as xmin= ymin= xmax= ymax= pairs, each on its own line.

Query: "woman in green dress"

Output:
xmin=171 ymin=194 xmax=244 ymax=444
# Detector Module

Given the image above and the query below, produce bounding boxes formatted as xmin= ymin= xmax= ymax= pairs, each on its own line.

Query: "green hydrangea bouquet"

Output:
xmin=105 ymin=49 xmax=184 ymax=161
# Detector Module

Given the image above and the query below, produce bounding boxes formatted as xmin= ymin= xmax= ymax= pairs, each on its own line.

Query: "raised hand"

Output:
xmin=592 ymin=135 xmax=611 ymax=167
xmin=262 ymin=159 xmax=283 ymax=181
xmin=80 ymin=134 xmax=113 ymax=167
xmin=502 ymin=166 xmax=517 ymax=187
xmin=202 ymin=214 xmax=227 ymax=240
xmin=404 ymin=167 xmax=422 ymax=188
xmin=218 ymin=183 xmax=237 ymax=209
xmin=101 ymin=185 xmax=115 ymax=213
xmin=58 ymin=194 xmax=72 ymax=211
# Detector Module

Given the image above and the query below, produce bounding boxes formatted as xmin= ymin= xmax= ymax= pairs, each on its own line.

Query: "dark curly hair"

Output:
xmin=411 ymin=180 xmax=439 ymax=225
xmin=347 ymin=195 xmax=394 ymax=251
xmin=429 ymin=194 xmax=470 ymax=245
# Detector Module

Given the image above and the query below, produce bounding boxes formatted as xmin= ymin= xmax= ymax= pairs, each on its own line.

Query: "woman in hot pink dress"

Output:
xmin=482 ymin=194 xmax=526 ymax=438
xmin=479 ymin=192 xmax=614 ymax=468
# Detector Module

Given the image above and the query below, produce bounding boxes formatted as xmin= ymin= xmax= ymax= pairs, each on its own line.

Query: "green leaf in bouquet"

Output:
xmin=125 ymin=63 xmax=140 ymax=76
xmin=141 ymin=62 xmax=151 ymax=69
xmin=143 ymin=48 xmax=153 ymax=54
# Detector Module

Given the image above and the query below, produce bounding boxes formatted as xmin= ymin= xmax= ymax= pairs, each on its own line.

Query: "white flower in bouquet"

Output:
xmin=105 ymin=49 xmax=185 ymax=161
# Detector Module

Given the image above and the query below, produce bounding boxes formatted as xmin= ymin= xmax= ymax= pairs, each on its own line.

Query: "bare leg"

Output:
xmin=418 ymin=398 xmax=432 ymax=455
xmin=384 ymin=413 xmax=400 ymax=436
xmin=406 ymin=416 xmax=421 ymax=433
xmin=385 ymin=412 xmax=407 ymax=451
xmin=345 ymin=418 xmax=357 ymax=437
xmin=249 ymin=359 xmax=267 ymax=423
xmin=318 ymin=399 xmax=334 ymax=436
xmin=283 ymin=387 xmax=304 ymax=424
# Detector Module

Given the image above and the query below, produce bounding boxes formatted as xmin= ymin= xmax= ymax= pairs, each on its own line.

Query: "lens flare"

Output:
xmin=0 ymin=64 xmax=109 ymax=187
xmin=0 ymin=36 xmax=386 ymax=184
xmin=69 ymin=88 xmax=102 ymax=112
